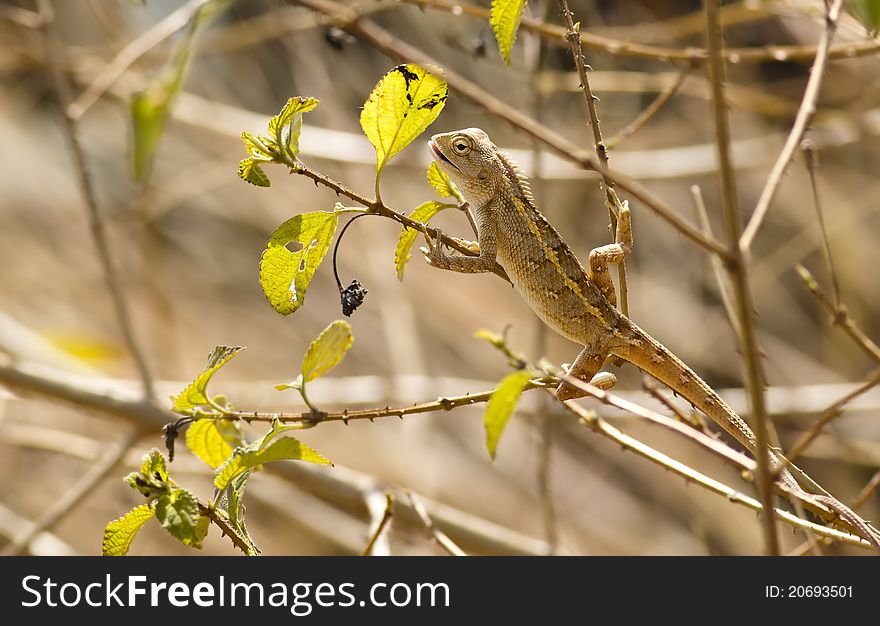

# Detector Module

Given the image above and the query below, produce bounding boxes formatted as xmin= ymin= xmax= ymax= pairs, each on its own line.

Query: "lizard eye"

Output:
xmin=451 ymin=136 xmax=472 ymax=155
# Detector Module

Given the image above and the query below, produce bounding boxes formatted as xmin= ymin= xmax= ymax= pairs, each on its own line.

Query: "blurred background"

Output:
xmin=1 ymin=0 xmax=879 ymax=555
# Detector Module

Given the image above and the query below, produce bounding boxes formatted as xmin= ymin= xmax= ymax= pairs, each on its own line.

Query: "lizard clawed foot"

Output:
xmin=420 ymin=227 xmax=451 ymax=269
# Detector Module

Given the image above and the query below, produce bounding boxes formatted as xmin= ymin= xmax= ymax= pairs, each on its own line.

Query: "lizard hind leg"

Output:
xmin=587 ymin=201 xmax=633 ymax=306
xmin=556 ymin=347 xmax=615 ymax=401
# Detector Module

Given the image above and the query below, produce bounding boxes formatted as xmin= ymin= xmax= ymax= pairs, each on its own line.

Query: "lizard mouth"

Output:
xmin=429 ymin=138 xmax=460 ymax=171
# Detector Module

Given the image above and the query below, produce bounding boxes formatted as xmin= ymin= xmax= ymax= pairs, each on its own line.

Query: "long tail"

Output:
xmin=611 ymin=322 xmax=757 ymax=454
xmin=611 ymin=322 xmax=880 ymax=549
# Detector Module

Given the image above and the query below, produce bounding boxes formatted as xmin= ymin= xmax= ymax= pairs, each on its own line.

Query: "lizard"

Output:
xmin=422 ymin=127 xmax=880 ymax=550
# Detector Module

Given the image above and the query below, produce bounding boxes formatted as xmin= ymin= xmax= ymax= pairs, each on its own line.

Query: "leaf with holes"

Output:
xmin=102 ymin=504 xmax=155 ymax=556
xmin=360 ymin=64 xmax=447 ymax=175
xmin=186 ymin=418 xmax=245 ymax=469
xmin=394 ymin=201 xmax=451 ymax=281
xmin=172 ymin=346 xmax=244 ymax=414
xmin=155 ymin=488 xmax=204 ymax=548
xmin=260 ymin=211 xmax=339 ymax=315
xmin=485 ymin=370 xmax=534 ymax=460
xmin=426 ymin=162 xmax=463 ymax=201
xmin=214 ymin=436 xmax=332 ymax=491
xmin=490 ymin=0 xmax=527 ymax=65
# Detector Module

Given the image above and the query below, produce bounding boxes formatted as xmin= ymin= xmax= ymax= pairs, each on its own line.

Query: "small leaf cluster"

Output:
xmin=103 ymin=449 xmax=206 ymax=556
xmin=237 ymin=64 xmax=456 ymax=319
xmin=104 ymin=320 xmax=354 ymax=555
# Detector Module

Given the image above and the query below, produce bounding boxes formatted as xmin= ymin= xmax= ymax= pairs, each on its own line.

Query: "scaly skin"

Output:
xmin=424 ymin=127 xmax=879 ymax=549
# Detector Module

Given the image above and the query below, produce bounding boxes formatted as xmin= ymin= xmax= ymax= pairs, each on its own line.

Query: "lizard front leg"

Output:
xmin=588 ymin=201 xmax=632 ymax=306
xmin=420 ymin=219 xmax=497 ymax=275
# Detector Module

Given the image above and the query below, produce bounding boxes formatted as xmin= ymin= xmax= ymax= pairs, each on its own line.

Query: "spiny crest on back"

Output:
xmin=494 ymin=149 xmax=535 ymax=205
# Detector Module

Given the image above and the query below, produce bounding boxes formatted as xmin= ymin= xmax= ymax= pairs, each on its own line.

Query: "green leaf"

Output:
xmin=301 ymin=320 xmax=353 ymax=383
xmin=171 ymin=346 xmax=244 ymax=414
xmin=268 ymin=97 xmax=319 ymax=159
xmin=426 ymin=162 xmax=463 ymax=201
xmin=851 ymin=0 xmax=880 ymax=32
xmin=360 ymin=64 xmax=448 ymax=175
xmin=186 ymin=418 xmax=245 ymax=469
xmin=124 ymin=448 xmax=173 ymax=498
xmin=155 ymin=488 xmax=203 ymax=548
xmin=259 ymin=211 xmax=339 ymax=315
xmin=485 ymin=370 xmax=534 ymax=460
xmin=214 ymin=436 xmax=332 ymax=491
xmin=490 ymin=0 xmax=528 ymax=65
xmin=394 ymin=200 xmax=450 ymax=281
xmin=225 ymin=472 xmax=257 ymax=553
xmin=238 ymin=158 xmax=270 ymax=187
xmin=131 ymin=0 xmax=227 ymax=182
xmin=141 ymin=447 xmax=168 ymax=482
xmin=102 ymin=504 xmax=155 ymax=556
xmin=240 ymin=131 xmax=274 ymax=160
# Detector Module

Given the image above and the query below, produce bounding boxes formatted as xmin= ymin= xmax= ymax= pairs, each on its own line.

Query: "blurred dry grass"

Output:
xmin=1 ymin=0 xmax=879 ymax=556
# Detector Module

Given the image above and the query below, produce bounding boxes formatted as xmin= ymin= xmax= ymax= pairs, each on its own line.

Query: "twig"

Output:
xmin=67 ymin=0 xmax=211 ymax=119
xmin=606 ymin=62 xmax=695 ymax=149
xmin=226 ymin=382 xmax=542 ymax=424
xmin=39 ymin=0 xmax=155 ymax=401
xmin=803 ymin=143 xmax=841 ymax=309
xmin=406 ymin=490 xmax=466 ymax=556
xmin=0 ymin=427 xmax=144 ymax=556
xmin=796 ymin=265 xmax=880 ymax=364
xmin=398 ymin=0 xmax=880 ymax=64
xmin=0 ymin=358 xmax=549 ymax=555
xmin=0 ymin=503 xmax=78 ymax=556
xmin=853 ymin=470 xmax=880 ymax=511
xmin=704 ymin=0 xmax=778 ymax=555
xmin=642 ymin=377 xmax=708 ymax=433
xmin=288 ymin=160 xmax=511 ymax=282
xmin=297 ymin=0 xmax=729 ymax=258
xmin=0 ymin=4 xmax=42 ymax=27
xmin=557 ymin=390 xmax=871 ymax=549
xmin=557 ymin=0 xmax=628 ymax=317
xmin=690 ymin=185 xmax=741 ymax=344
xmin=740 ymin=0 xmax=844 ymax=250
xmin=197 ymin=501 xmax=256 ymax=555
xmin=787 ymin=369 xmax=880 ymax=463
xmin=361 ymin=491 xmax=394 ymax=556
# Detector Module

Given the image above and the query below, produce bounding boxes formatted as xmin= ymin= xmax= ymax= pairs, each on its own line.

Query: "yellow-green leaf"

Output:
xmin=238 ymin=158 xmax=270 ymax=187
xmin=851 ymin=0 xmax=880 ymax=32
xmin=426 ymin=162 xmax=463 ymax=201
xmin=301 ymin=320 xmax=353 ymax=383
xmin=240 ymin=131 xmax=273 ymax=160
xmin=131 ymin=0 xmax=228 ymax=182
xmin=490 ymin=0 xmax=528 ymax=65
xmin=394 ymin=200 xmax=450 ymax=281
xmin=485 ymin=370 xmax=534 ymax=460
xmin=141 ymin=447 xmax=169 ymax=483
xmin=360 ymin=64 xmax=448 ymax=174
xmin=102 ymin=504 xmax=155 ymax=556
xmin=186 ymin=419 xmax=244 ymax=469
xmin=268 ymin=97 xmax=319 ymax=158
xmin=155 ymin=488 xmax=203 ymax=548
xmin=172 ymin=346 xmax=244 ymax=414
xmin=260 ymin=211 xmax=339 ymax=315
xmin=214 ymin=436 xmax=332 ymax=491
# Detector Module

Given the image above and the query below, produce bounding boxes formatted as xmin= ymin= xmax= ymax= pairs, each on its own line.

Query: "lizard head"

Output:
xmin=428 ymin=128 xmax=504 ymax=207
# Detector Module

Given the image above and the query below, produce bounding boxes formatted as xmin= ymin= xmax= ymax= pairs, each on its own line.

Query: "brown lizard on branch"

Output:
xmin=423 ymin=127 xmax=879 ymax=550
